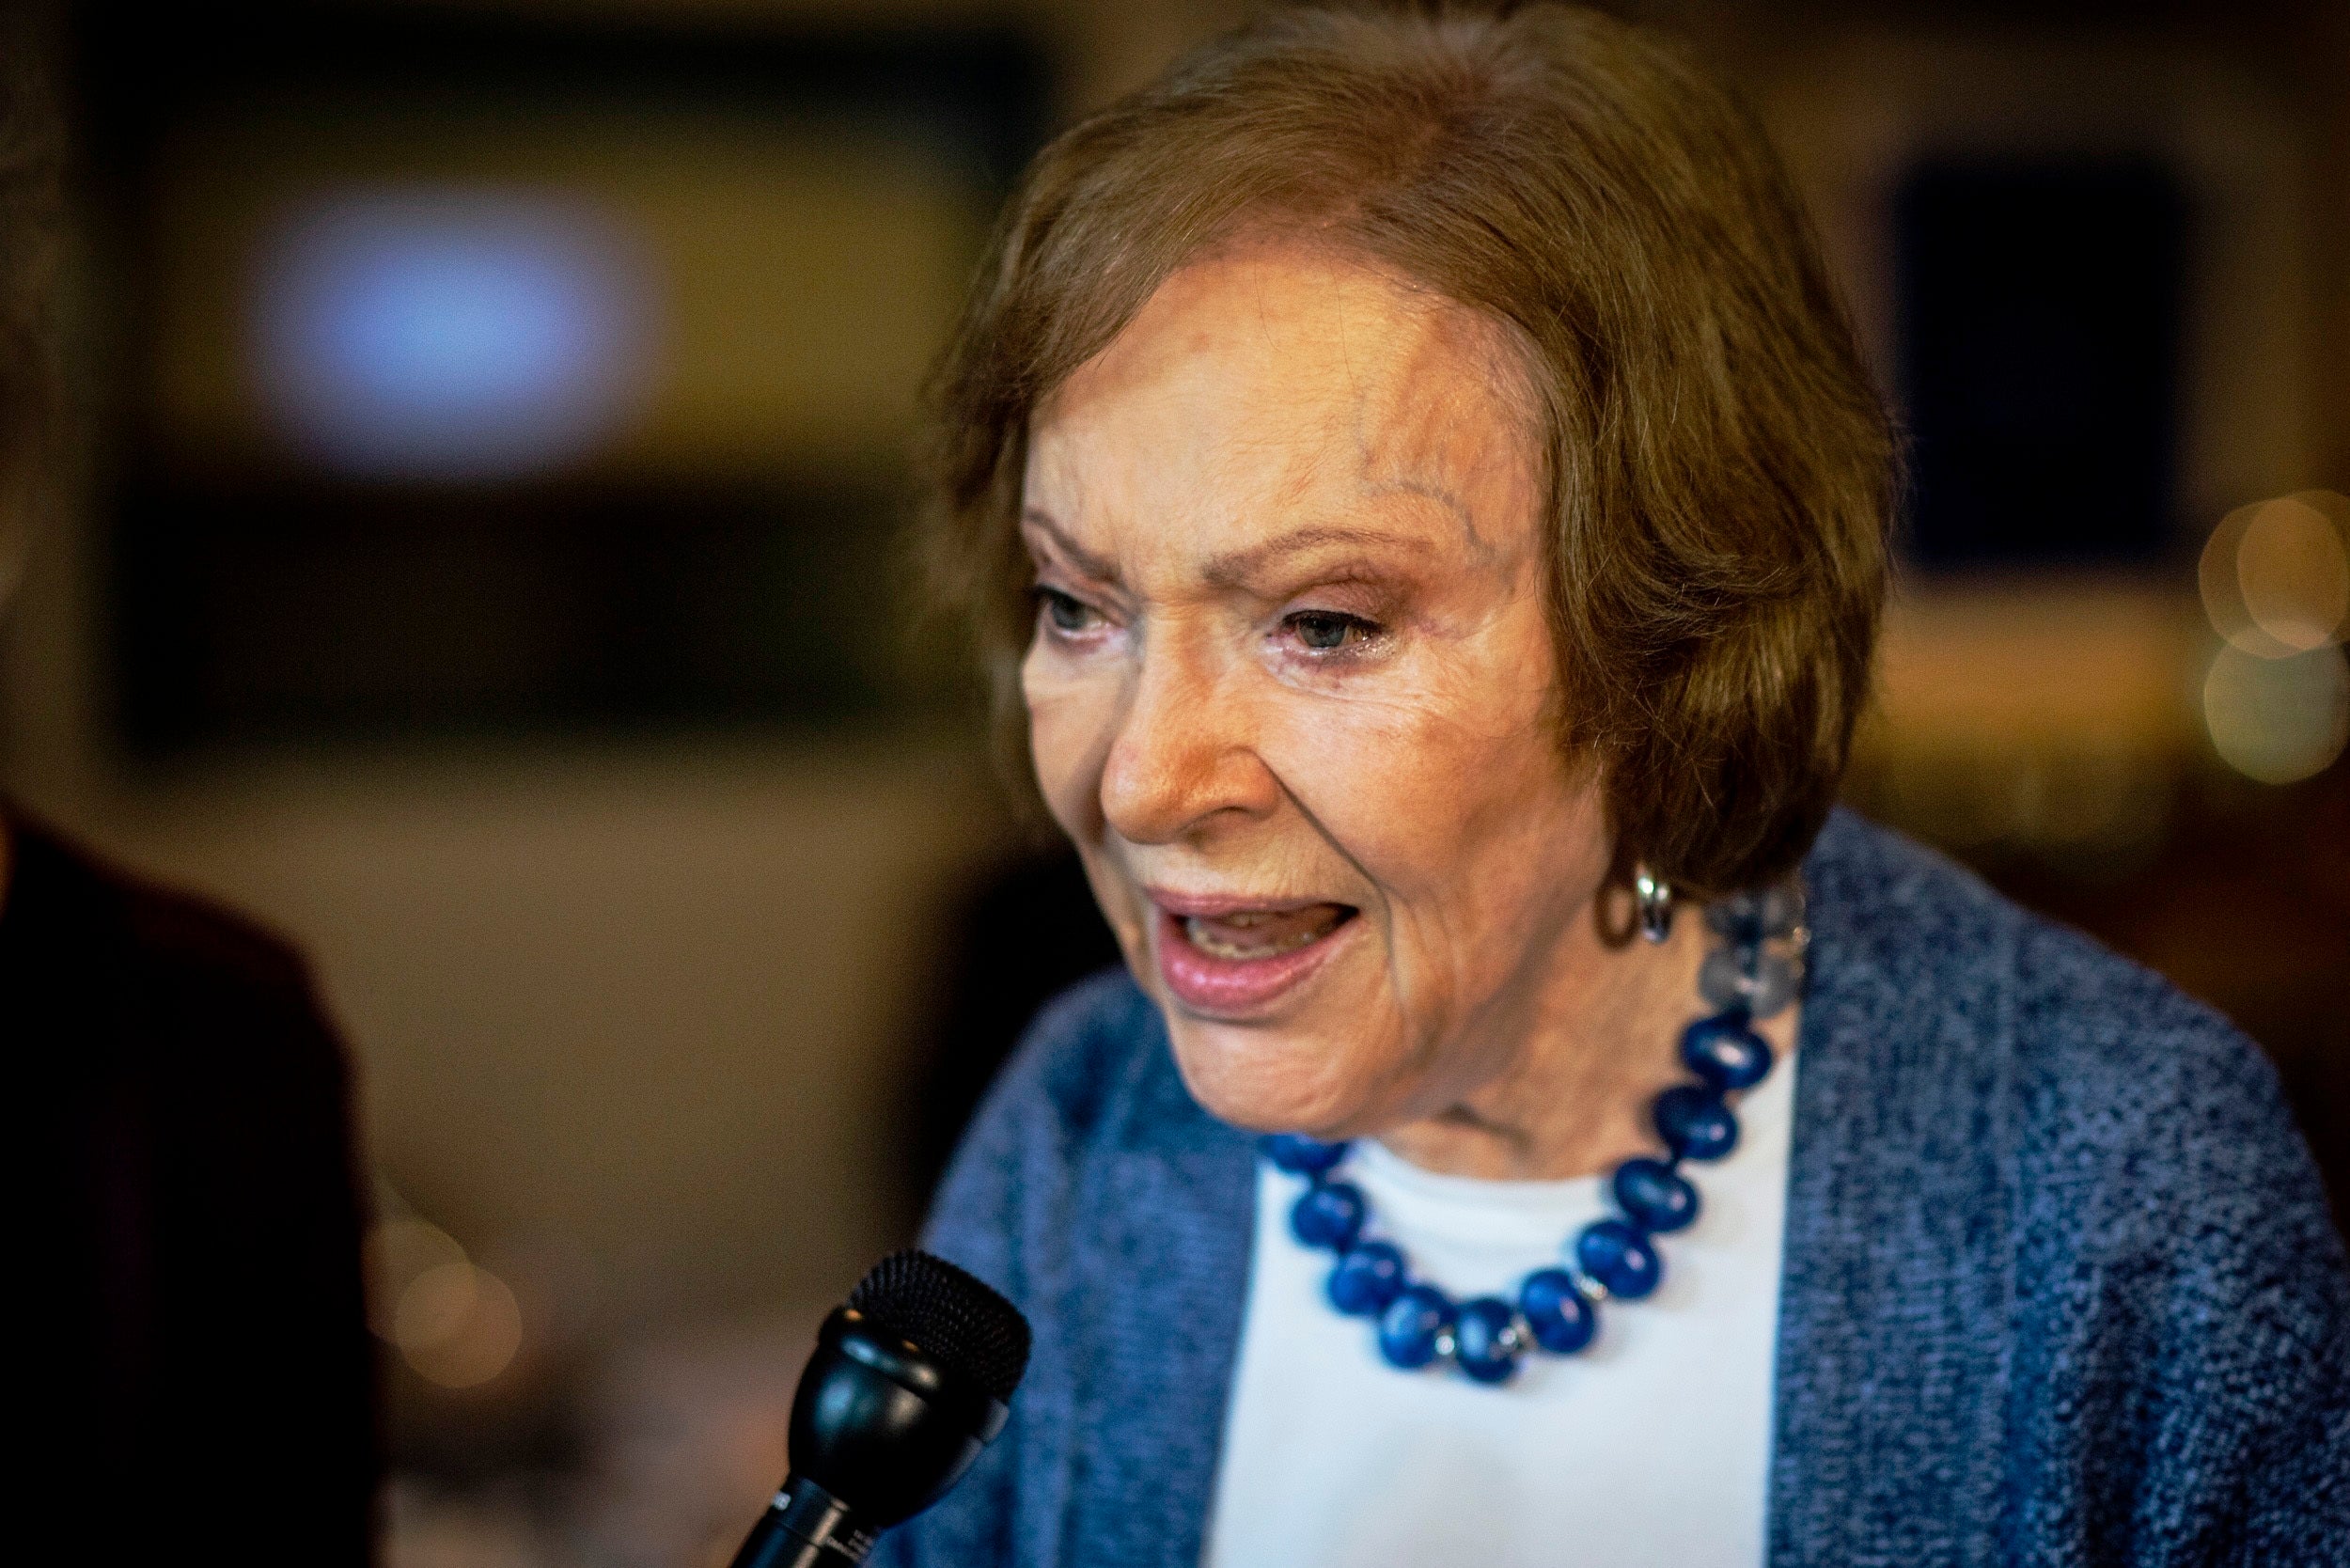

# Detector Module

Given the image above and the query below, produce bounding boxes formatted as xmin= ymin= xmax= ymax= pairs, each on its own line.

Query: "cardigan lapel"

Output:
xmin=1058 ymin=1011 xmax=1259 ymax=1568
xmin=1766 ymin=812 xmax=2018 ymax=1565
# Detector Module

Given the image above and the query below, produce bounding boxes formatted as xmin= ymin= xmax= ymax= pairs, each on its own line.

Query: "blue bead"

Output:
xmin=1326 ymin=1241 xmax=1408 ymax=1316
xmin=1613 ymin=1156 xmax=1700 ymax=1233
xmin=1519 ymin=1268 xmax=1595 ymax=1353
xmin=1290 ymin=1179 xmax=1367 ymax=1251
xmin=1261 ymin=1133 xmax=1349 ymax=1175
xmin=1376 ymin=1283 xmax=1456 ymax=1370
xmin=1653 ymin=1084 xmax=1740 ymax=1162
xmin=1575 ymin=1218 xmax=1662 ymax=1299
xmin=1681 ymin=1011 xmax=1773 ymax=1091
xmin=1451 ymin=1297 xmax=1523 ymax=1385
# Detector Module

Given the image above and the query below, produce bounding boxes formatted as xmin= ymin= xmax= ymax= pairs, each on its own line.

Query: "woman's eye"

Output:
xmin=1283 ymin=610 xmax=1374 ymax=652
xmin=1036 ymin=588 xmax=1099 ymax=635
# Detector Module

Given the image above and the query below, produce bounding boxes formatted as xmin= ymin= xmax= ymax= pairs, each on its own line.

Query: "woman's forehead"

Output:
xmin=1026 ymin=239 xmax=1540 ymax=565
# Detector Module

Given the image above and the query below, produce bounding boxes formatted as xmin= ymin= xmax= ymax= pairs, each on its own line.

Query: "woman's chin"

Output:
xmin=1160 ymin=1012 xmax=1386 ymax=1137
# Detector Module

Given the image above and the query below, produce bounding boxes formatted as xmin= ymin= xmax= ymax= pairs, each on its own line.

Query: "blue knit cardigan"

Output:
xmin=874 ymin=812 xmax=2350 ymax=1566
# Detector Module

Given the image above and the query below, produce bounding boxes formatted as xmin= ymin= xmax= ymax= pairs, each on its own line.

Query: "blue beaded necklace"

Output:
xmin=1259 ymin=882 xmax=1807 ymax=1386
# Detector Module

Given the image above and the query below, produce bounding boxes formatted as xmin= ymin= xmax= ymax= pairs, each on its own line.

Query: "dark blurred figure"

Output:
xmin=4 ymin=11 xmax=377 ymax=1560
xmin=8 ymin=817 xmax=379 ymax=1562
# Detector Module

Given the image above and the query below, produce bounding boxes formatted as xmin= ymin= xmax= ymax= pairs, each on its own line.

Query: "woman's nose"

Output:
xmin=1099 ymin=635 xmax=1280 ymax=845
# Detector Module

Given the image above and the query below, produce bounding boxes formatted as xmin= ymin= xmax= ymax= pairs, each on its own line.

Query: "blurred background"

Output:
xmin=0 ymin=0 xmax=2342 ymax=1562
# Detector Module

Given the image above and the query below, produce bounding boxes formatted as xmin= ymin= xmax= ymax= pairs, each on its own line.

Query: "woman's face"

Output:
xmin=1021 ymin=239 xmax=1616 ymax=1137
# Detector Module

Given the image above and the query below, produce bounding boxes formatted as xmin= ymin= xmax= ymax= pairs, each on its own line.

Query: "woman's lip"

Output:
xmin=1153 ymin=906 xmax=1355 ymax=1018
xmin=1146 ymin=887 xmax=1340 ymax=918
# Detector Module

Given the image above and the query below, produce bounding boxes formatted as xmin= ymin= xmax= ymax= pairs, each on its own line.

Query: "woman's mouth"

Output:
xmin=1150 ymin=896 xmax=1359 ymax=1017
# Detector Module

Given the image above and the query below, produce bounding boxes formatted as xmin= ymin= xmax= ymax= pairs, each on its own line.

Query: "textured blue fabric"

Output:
xmin=873 ymin=811 xmax=2350 ymax=1566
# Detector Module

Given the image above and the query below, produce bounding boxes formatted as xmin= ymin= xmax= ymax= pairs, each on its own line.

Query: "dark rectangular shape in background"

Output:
xmin=1895 ymin=158 xmax=2188 ymax=571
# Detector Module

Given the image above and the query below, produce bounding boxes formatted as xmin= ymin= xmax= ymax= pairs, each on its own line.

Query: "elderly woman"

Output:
xmin=880 ymin=7 xmax=2350 ymax=1565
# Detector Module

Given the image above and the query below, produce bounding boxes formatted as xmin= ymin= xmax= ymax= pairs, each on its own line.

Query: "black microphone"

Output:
xmin=728 ymin=1249 xmax=1032 ymax=1568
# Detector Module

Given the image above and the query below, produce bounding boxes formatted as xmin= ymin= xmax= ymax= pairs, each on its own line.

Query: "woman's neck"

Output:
xmin=1375 ymin=908 xmax=1793 ymax=1182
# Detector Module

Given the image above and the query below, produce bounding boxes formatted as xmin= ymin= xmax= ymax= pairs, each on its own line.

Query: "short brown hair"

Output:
xmin=924 ymin=2 xmax=1894 ymax=898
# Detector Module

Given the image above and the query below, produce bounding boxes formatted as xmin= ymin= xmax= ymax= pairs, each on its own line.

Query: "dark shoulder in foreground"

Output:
xmin=4 ymin=809 xmax=322 ymax=1029
xmin=5 ymin=809 xmax=379 ymax=1560
xmin=5 ymin=804 xmax=361 ymax=1179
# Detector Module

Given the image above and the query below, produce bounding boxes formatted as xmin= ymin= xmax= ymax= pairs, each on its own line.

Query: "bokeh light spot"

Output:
xmin=394 ymin=1261 xmax=481 ymax=1353
xmin=2201 ymin=491 xmax=2350 ymax=659
xmin=2238 ymin=495 xmax=2348 ymax=652
xmin=2202 ymin=642 xmax=2350 ymax=783
xmin=395 ymin=1262 xmax=525 ymax=1389
xmin=253 ymin=188 xmax=655 ymax=480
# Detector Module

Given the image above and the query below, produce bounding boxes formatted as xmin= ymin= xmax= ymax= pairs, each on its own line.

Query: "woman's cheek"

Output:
xmin=1257 ymin=680 xmax=1494 ymax=874
xmin=1024 ymin=651 xmax=1120 ymax=838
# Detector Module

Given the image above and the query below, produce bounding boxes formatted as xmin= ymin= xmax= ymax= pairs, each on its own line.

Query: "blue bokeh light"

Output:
xmin=254 ymin=190 xmax=653 ymax=479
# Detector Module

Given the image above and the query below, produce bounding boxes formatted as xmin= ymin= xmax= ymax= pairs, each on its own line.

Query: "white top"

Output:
xmin=1201 ymin=1051 xmax=1797 ymax=1568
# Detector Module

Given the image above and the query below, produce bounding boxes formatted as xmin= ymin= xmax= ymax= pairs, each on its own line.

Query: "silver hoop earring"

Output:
xmin=1634 ymin=864 xmax=1675 ymax=945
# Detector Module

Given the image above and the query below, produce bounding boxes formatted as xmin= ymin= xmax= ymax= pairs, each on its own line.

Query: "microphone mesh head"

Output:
xmin=849 ymin=1249 xmax=1032 ymax=1403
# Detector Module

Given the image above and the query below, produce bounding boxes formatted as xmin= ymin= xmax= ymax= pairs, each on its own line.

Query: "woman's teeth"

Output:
xmin=1180 ymin=904 xmax=1351 ymax=961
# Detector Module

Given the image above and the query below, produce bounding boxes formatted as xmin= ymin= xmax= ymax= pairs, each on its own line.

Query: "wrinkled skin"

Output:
xmin=1020 ymin=237 xmax=1786 ymax=1179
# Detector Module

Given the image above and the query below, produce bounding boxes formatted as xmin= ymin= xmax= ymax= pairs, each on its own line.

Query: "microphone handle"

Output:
xmin=728 ymin=1478 xmax=879 ymax=1568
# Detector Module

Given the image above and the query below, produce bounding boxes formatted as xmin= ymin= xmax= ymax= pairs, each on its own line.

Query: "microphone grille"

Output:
xmin=849 ymin=1249 xmax=1032 ymax=1403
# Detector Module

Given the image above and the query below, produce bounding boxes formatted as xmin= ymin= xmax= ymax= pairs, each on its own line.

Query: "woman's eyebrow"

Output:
xmin=1199 ymin=525 xmax=1434 ymax=589
xmin=1021 ymin=508 xmax=1122 ymax=586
